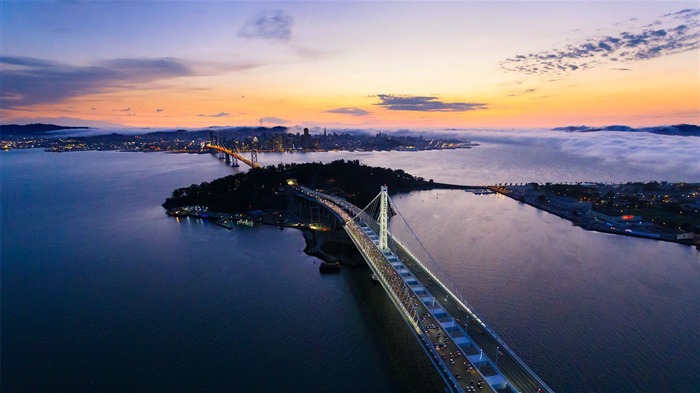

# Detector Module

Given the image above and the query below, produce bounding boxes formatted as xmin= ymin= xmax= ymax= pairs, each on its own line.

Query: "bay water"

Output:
xmin=3 ymin=133 xmax=699 ymax=392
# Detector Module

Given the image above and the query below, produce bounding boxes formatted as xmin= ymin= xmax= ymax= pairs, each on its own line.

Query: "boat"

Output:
xmin=370 ymin=274 xmax=380 ymax=282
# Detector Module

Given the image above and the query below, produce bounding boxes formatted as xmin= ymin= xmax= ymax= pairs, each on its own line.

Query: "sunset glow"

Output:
xmin=1 ymin=1 xmax=698 ymax=129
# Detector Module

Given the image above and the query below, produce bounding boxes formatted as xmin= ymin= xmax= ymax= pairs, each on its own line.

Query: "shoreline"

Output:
xmin=165 ymin=206 xmax=363 ymax=266
xmin=298 ymin=227 xmax=364 ymax=266
xmin=166 ymin=178 xmax=699 ymax=256
xmin=163 ymin=181 xmax=493 ymax=267
xmin=490 ymin=186 xmax=700 ymax=249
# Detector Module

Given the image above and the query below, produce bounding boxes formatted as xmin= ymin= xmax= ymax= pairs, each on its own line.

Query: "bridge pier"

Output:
xmin=289 ymin=193 xmax=340 ymax=230
xmin=309 ymin=205 xmax=320 ymax=226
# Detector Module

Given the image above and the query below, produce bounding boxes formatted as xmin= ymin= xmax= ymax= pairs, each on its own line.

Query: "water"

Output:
xmin=2 ymin=150 xmax=441 ymax=393
xmin=3 ymin=133 xmax=699 ymax=393
xmin=389 ymin=189 xmax=700 ymax=392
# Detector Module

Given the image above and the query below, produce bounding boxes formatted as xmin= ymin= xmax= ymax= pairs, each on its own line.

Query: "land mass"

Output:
xmin=163 ymin=159 xmax=437 ymax=213
xmin=1 ymin=124 xmax=472 ymax=152
xmin=163 ymin=160 xmax=480 ymax=266
xmin=553 ymin=123 xmax=700 ymax=136
xmin=164 ymin=161 xmax=699 ymax=267
xmin=0 ymin=123 xmax=89 ymax=137
xmin=494 ymin=181 xmax=699 ymax=246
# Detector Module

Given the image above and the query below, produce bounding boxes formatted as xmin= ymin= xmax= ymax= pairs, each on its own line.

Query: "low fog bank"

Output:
xmin=441 ymin=128 xmax=700 ymax=182
xmin=31 ymin=125 xmax=700 ymax=182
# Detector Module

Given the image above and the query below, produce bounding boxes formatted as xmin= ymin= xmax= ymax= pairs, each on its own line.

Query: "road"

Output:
xmin=294 ymin=186 xmax=553 ymax=393
xmin=394 ymin=242 xmax=552 ymax=393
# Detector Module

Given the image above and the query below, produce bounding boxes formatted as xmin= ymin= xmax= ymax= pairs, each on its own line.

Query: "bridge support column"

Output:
xmin=225 ymin=153 xmax=231 ymax=165
xmin=379 ymin=185 xmax=388 ymax=251
xmin=310 ymin=205 xmax=320 ymax=226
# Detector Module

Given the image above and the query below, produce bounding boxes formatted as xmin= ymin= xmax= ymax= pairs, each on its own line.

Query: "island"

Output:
xmin=163 ymin=160 xmax=455 ymax=267
xmin=163 ymin=159 xmax=438 ymax=212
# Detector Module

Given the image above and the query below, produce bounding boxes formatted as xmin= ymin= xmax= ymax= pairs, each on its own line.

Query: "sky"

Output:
xmin=1 ymin=1 xmax=699 ymax=129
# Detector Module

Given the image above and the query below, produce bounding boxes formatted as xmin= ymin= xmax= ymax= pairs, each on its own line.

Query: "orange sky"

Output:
xmin=2 ymin=2 xmax=698 ymax=129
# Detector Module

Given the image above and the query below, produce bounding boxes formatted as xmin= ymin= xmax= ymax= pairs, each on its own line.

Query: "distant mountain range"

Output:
xmin=3 ymin=122 xmax=698 ymax=138
xmin=553 ymin=124 xmax=699 ymax=136
xmin=0 ymin=123 xmax=90 ymax=137
xmin=0 ymin=123 xmax=290 ymax=138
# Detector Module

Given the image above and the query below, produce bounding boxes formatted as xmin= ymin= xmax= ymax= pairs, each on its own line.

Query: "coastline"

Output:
xmin=165 ymin=178 xmax=699 ymax=258
xmin=163 ymin=182 xmax=488 ymax=266
xmin=165 ymin=205 xmax=364 ymax=266
xmin=299 ymin=227 xmax=364 ymax=266
xmin=490 ymin=186 xmax=700 ymax=248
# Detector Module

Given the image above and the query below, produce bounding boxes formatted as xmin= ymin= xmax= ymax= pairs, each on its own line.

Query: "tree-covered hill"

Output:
xmin=162 ymin=159 xmax=432 ymax=213
xmin=1 ymin=123 xmax=89 ymax=136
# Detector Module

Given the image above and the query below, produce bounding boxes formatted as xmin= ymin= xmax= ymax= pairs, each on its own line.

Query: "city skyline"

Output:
xmin=1 ymin=1 xmax=698 ymax=129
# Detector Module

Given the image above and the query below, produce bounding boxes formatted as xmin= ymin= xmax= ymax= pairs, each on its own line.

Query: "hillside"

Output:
xmin=553 ymin=124 xmax=700 ymax=136
xmin=0 ymin=123 xmax=89 ymax=137
xmin=162 ymin=159 xmax=432 ymax=213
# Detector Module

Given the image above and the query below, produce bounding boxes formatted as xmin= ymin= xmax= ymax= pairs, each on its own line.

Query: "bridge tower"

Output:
xmin=379 ymin=185 xmax=389 ymax=251
xmin=250 ymin=150 xmax=258 ymax=168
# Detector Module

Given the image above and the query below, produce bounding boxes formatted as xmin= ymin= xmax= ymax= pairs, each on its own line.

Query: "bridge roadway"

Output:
xmin=294 ymin=186 xmax=554 ymax=393
xmin=205 ymin=144 xmax=259 ymax=168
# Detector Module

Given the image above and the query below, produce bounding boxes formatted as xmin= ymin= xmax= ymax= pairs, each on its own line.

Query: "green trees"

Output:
xmin=162 ymin=160 xmax=430 ymax=213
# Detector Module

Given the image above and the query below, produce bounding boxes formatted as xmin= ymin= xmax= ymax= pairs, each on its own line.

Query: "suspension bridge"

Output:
xmin=293 ymin=185 xmax=554 ymax=393
xmin=205 ymin=136 xmax=259 ymax=169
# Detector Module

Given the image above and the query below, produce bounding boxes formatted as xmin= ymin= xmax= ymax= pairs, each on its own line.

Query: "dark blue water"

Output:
xmin=2 ymin=150 xmax=442 ymax=392
xmin=389 ymin=189 xmax=700 ymax=392
xmin=3 ymin=142 xmax=700 ymax=392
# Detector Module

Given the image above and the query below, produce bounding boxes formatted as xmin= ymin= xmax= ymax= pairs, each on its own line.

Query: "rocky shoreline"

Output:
xmin=299 ymin=226 xmax=364 ymax=266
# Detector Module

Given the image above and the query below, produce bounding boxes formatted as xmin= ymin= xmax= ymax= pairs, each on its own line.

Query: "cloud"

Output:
xmin=374 ymin=94 xmax=487 ymax=112
xmin=437 ymin=128 xmax=700 ymax=182
xmin=260 ymin=116 xmax=289 ymax=124
xmin=197 ymin=112 xmax=230 ymax=118
xmin=325 ymin=107 xmax=371 ymax=116
xmin=0 ymin=56 xmax=193 ymax=109
xmin=238 ymin=10 xmax=293 ymax=41
xmin=507 ymin=88 xmax=536 ymax=97
xmin=501 ymin=8 xmax=700 ymax=76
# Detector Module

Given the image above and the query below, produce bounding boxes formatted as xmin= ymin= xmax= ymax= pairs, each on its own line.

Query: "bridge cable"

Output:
xmin=387 ymin=196 xmax=470 ymax=307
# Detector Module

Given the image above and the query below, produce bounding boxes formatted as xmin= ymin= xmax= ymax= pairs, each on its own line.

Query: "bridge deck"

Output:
xmin=205 ymin=144 xmax=259 ymax=168
xmin=293 ymin=186 xmax=554 ymax=393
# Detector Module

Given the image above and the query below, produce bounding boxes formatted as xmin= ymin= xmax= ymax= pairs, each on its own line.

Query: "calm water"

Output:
xmin=3 ymin=136 xmax=700 ymax=393
xmin=2 ymin=150 xmax=443 ymax=393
